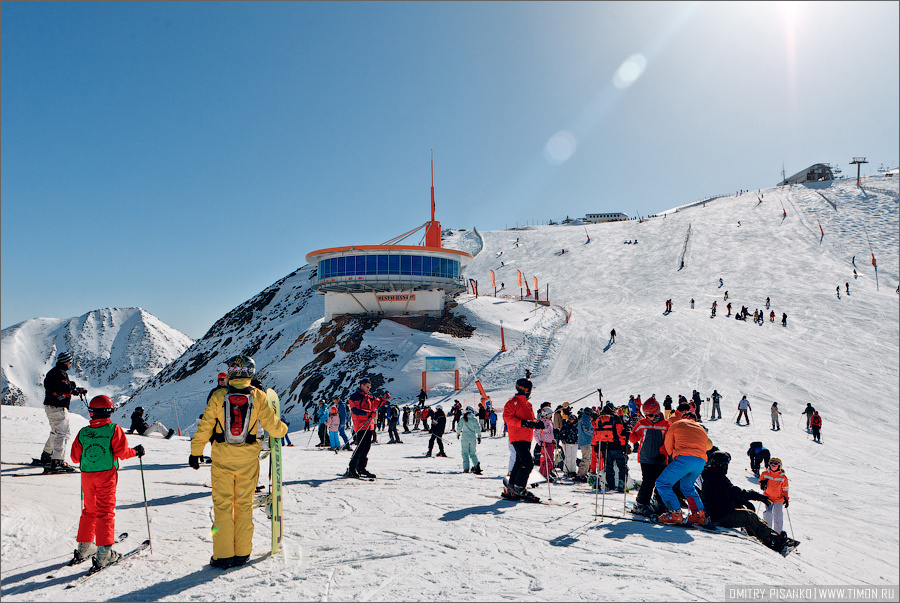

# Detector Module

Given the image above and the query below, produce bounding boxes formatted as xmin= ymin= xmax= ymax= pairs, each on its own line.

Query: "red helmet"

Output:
xmin=642 ymin=397 xmax=660 ymax=415
xmin=89 ymin=395 xmax=114 ymax=411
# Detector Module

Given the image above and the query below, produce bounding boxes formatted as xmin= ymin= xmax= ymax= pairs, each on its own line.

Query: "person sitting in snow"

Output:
xmin=699 ymin=451 xmax=799 ymax=556
xmin=128 ymin=407 xmax=175 ymax=439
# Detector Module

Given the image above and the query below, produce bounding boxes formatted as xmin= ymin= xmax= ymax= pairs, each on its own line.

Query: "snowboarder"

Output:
xmin=810 ymin=411 xmax=823 ymax=442
xmin=770 ymin=403 xmax=782 ymax=431
xmin=801 ymin=403 xmax=816 ymax=430
xmin=128 ymin=407 xmax=174 ymax=439
xmin=719 ymin=278 xmax=724 ymax=288
xmin=699 ymin=451 xmax=799 ymax=556
xmin=724 ymin=291 xmax=729 ymax=301
xmin=39 ymin=351 xmax=87 ymax=473
xmin=759 ymin=458 xmax=790 ymax=533
xmin=747 ymin=441 xmax=770 ymax=477
xmin=502 ymin=378 xmax=542 ymax=502
xmin=425 ymin=406 xmax=448 ymax=457
xmin=736 ymin=396 xmax=751 ymax=426
xmin=70 ymin=395 xmax=145 ymax=568
xmin=189 ymin=355 xmax=287 ymax=569
xmin=836 ymin=286 xmax=841 ymax=298
xmin=629 ymin=397 xmax=669 ymax=516
xmin=710 ymin=390 xmax=722 ymax=420
xmin=345 ymin=378 xmax=390 ymax=478
xmin=655 ymin=412 xmax=710 ymax=525
xmin=457 ymin=406 xmax=482 ymax=474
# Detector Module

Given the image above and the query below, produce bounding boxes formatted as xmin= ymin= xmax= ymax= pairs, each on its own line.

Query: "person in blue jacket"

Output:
xmin=574 ymin=407 xmax=595 ymax=482
xmin=335 ymin=397 xmax=351 ymax=451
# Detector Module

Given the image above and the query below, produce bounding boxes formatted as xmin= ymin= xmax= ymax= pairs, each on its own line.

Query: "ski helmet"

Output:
xmin=515 ymin=378 xmax=533 ymax=392
xmin=642 ymin=398 xmax=660 ymax=416
xmin=88 ymin=396 xmax=114 ymax=418
xmin=225 ymin=355 xmax=255 ymax=379
xmin=58 ymin=352 xmax=73 ymax=365
xmin=465 ymin=406 xmax=475 ymax=414
xmin=540 ymin=406 xmax=553 ymax=417
xmin=709 ymin=450 xmax=732 ymax=472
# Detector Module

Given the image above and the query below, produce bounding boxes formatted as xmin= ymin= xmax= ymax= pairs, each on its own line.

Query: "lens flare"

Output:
xmin=613 ymin=54 xmax=647 ymax=89
xmin=544 ymin=130 xmax=577 ymax=165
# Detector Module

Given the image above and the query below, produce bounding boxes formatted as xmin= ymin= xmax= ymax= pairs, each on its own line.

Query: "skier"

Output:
xmin=759 ymin=458 xmax=790 ymax=533
xmin=326 ymin=405 xmax=341 ymax=451
xmin=663 ymin=395 xmax=674 ymax=419
xmin=70 ymin=395 xmax=145 ymax=568
xmin=206 ymin=373 xmax=227 ymax=402
xmin=766 ymin=297 xmax=770 ymax=309
xmin=345 ymin=378 xmax=390 ymax=478
xmin=770 ymin=310 xmax=776 ymax=322
xmin=770 ymin=402 xmax=782 ymax=431
xmin=609 ymin=328 xmax=616 ymax=344
xmin=782 ymin=313 xmax=787 ymax=327
xmin=128 ymin=407 xmax=175 ymax=439
xmin=421 ymin=406 xmax=430 ymax=432
xmin=836 ymin=286 xmax=841 ymax=298
xmin=303 ymin=410 xmax=311 ymax=431
xmin=189 ymin=355 xmax=287 ymax=569
xmin=801 ymin=403 xmax=816 ymax=430
xmin=810 ymin=411 xmax=823 ymax=442
xmin=488 ymin=409 xmax=498 ymax=437
xmin=655 ymin=412 xmax=711 ymax=525
xmin=724 ymin=291 xmax=729 ymax=301
xmin=336 ymin=397 xmax=351 ymax=450
xmin=315 ymin=401 xmax=329 ymax=447
xmin=699 ymin=451 xmax=799 ymax=556
xmin=845 ymin=282 xmax=850 ymax=295
xmin=387 ymin=404 xmax=402 ymax=444
xmin=736 ymin=395 xmax=751 ymax=426
xmin=691 ymin=390 xmax=703 ymax=423
xmin=629 ymin=397 xmax=670 ymax=516
xmin=574 ymin=407 xmax=595 ymax=482
xmin=719 ymin=278 xmax=724 ymax=288
xmin=426 ymin=406 xmax=449 ymax=457
xmin=402 ymin=406 xmax=411 ymax=434
xmin=457 ymin=406 xmax=482 ymax=474
xmin=417 ymin=388 xmax=428 ymax=406
xmin=39 ymin=351 xmax=86 ymax=473
xmin=596 ymin=403 xmax=629 ymax=492
xmin=450 ymin=400 xmax=462 ymax=432
xmin=691 ymin=298 xmax=695 ymax=309
xmin=502 ymin=378 xmax=543 ymax=502
xmin=726 ymin=303 xmax=732 ymax=316
xmin=533 ymin=407 xmax=556 ymax=481
xmin=710 ymin=390 xmax=722 ymax=420
xmin=747 ymin=441 xmax=771 ymax=477
xmin=558 ymin=412 xmax=580 ymax=476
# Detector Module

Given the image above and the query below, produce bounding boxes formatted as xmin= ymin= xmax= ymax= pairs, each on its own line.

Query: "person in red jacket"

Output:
xmin=810 ymin=411 xmax=823 ymax=442
xmin=502 ymin=378 xmax=543 ymax=502
xmin=70 ymin=395 xmax=144 ymax=568
xmin=345 ymin=378 xmax=390 ymax=479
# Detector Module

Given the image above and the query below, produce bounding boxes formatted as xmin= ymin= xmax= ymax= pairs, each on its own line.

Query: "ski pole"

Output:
xmin=541 ymin=441 xmax=552 ymax=501
xmin=138 ymin=456 xmax=153 ymax=554
xmin=571 ymin=388 xmax=602 ymax=405
xmin=593 ymin=447 xmax=601 ymax=519
xmin=785 ymin=506 xmax=795 ymax=540
xmin=749 ymin=410 xmax=754 ymax=425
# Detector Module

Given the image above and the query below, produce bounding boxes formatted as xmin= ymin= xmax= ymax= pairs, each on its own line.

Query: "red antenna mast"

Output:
xmin=430 ymin=149 xmax=436 ymax=222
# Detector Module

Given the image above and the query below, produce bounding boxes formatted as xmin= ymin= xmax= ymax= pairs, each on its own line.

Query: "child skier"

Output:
xmin=70 ymin=395 xmax=145 ymax=568
xmin=759 ymin=458 xmax=790 ymax=531
xmin=457 ymin=406 xmax=482 ymax=474
xmin=327 ymin=405 xmax=341 ymax=452
xmin=533 ymin=407 xmax=556 ymax=481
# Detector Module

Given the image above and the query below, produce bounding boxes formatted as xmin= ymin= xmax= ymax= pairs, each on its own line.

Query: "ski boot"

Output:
xmin=463 ymin=468 xmax=470 ymax=473
xmin=32 ymin=452 xmax=52 ymax=467
xmin=93 ymin=545 xmax=121 ymax=569
xmin=471 ymin=464 xmax=483 ymax=475
xmin=656 ymin=510 xmax=685 ymax=525
xmin=686 ymin=509 xmax=708 ymax=525
xmin=515 ymin=486 xmax=541 ymax=504
xmin=359 ymin=469 xmax=376 ymax=479
xmin=631 ymin=502 xmax=654 ymax=517
xmin=500 ymin=486 xmax=519 ymax=500
xmin=70 ymin=542 xmax=97 ymax=565
xmin=46 ymin=459 xmax=77 ymax=474
xmin=436 ymin=452 xmax=448 ymax=458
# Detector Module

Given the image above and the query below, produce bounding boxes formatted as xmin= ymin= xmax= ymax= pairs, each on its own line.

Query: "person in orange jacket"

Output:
xmin=70 ymin=395 xmax=144 ymax=568
xmin=759 ymin=457 xmax=790 ymax=532
xmin=502 ymin=378 xmax=543 ymax=502
xmin=654 ymin=413 xmax=712 ymax=525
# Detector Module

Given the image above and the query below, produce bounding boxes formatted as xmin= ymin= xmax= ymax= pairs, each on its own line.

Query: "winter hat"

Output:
xmin=436 ymin=405 xmax=443 ymax=412
xmin=642 ymin=398 xmax=660 ymax=415
xmin=58 ymin=352 xmax=73 ymax=365
xmin=561 ymin=401 xmax=570 ymax=408
xmin=218 ymin=372 xmax=227 ymax=380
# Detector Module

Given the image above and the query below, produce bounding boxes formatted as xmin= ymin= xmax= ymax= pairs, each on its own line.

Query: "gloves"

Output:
xmin=759 ymin=479 xmax=768 ymax=490
xmin=188 ymin=455 xmax=200 ymax=470
xmin=384 ymin=392 xmax=391 ymax=400
xmin=784 ymin=499 xmax=789 ymax=508
xmin=477 ymin=438 xmax=481 ymax=444
xmin=133 ymin=445 xmax=145 ymax=458
xmin=526 ymin=420 xmax=543 ymax=429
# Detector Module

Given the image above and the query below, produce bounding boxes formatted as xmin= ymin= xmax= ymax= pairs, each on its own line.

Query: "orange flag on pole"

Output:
xmin=517 ymin=270 xmax=522 ymax=287
xmin=490 ymin=270 xmax=495 ymax=287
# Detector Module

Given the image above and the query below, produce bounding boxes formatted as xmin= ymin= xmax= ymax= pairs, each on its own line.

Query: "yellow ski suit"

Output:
xmin=191 ymin=378 xmax=287 ymax=561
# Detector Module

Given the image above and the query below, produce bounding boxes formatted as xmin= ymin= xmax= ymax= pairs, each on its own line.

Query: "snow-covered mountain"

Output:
xmin=0 ymin=308 xmax=193 ymax=411
xmin=2 ymin=176 xmax=895 ymax=601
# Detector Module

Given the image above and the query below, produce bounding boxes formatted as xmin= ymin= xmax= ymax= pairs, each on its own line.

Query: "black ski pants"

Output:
xmin=510 ymin=440 xmax=534 ymax=489
xmin=637 ymin=462 xmax=666 ymax=507
xmin=349 ymin=429 xmax=374 ymax=474
xmin=713 ymin=509 xmax=778 ymax=547
xmin=388 ymin=423 xmax=400 ymax=442
xmin=318 ymin=423 xmax=328 ymax=446
xmin=427 ymin=433 xmax=445 ymax=455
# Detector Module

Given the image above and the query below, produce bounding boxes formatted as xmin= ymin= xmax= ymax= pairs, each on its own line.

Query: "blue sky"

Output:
xmin=2 ymin=1 xmax=897 ymax=339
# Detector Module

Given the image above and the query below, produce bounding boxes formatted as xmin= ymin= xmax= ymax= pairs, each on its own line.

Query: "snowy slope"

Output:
xmin=1 ymin=176 xmax=898 ymax=601
xmin=0 ymin=308 xmax=193 ymax=411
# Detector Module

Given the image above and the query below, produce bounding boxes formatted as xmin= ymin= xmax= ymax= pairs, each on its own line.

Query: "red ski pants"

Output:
xmin=76 ymin=469 xmax=118 ymax=546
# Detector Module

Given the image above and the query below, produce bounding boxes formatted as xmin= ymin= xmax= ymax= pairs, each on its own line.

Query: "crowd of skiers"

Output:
xmin=666 ymin=286 xmax=789 ymax=327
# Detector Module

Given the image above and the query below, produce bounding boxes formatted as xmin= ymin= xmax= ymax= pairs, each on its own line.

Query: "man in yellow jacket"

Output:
xmin=190 ymin=355 xmax=287 ymax=569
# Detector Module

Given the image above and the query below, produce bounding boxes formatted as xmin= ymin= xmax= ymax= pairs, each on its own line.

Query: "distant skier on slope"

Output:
xmin=801 ymin=403 xmax=816 ymax=430
xmin=810 ymin=411 xmax=823 ymax=442
xmin=736 ymin=396 xmax=751 ymax=426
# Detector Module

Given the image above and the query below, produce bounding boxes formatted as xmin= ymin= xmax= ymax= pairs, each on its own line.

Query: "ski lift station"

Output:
xmin=778 ymin=163 xmax=835 ymax=185
xmin=584 ymin=212 xmax=629 ymax=223
xmin=305 ymin=166 xmax=473 ymax=321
